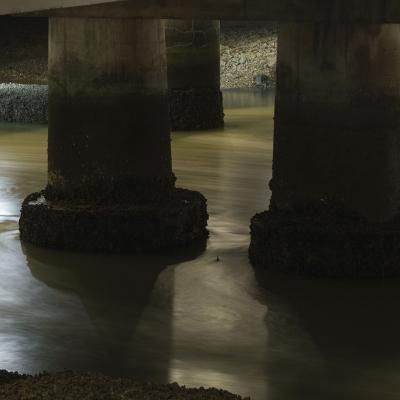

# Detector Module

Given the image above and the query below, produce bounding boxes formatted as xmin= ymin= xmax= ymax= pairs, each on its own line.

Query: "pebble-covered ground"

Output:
xmin=0 ymin=371 xmax=249 ymax=400
xmin=0 ymin=24 xmax=277 ymax=123
xmin=220 ymin=26 xmax=277 ymax=89
xmin=0 ymin=83 xmax=48 ymax=123
xmin=0 ymin=18 xmax=277 ymax=90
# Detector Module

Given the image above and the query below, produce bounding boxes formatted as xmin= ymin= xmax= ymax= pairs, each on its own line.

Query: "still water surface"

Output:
xmin=0 ymin=90 xmax=400 ymax=399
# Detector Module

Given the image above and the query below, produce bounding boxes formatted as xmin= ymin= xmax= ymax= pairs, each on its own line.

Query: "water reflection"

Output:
xmin=254 ymin=268 xmax=400 ymax=399
xmin=1 ymin=90 xmax=399 ymax=399
xmin=22 ymin=241 xmax=205 ymax=381
xmin=223 ymin=88 xmax=275 ymax=109
xmin=0 ymin=91 xmax=273 ymax=399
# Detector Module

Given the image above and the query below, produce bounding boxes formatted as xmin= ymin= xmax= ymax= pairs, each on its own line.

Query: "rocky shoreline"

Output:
xmin=0 ymin=18 xmax=277 ymax=90
xmin=0 ymin=83 xmax=48 ymax=124
xmin=221 ymin=25 xmax=277 ymax=89
xmin=0 ymin=370 xmax=248 ymax=400
xmin=0 ymin=20 xmax=277 ymax=124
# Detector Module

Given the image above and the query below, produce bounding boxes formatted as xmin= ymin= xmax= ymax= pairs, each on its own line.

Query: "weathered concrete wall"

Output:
xmin=166 ymin=20 xmax=220 ymax=89
xmin=166 ymin=19 xmax=224 ymax=129
xmin=20 ymin=16 xmax=209 ymax=252
xmin=272 ymin=23 xmax=400 ymax=222
xmin=48 ymin=17 xmax=173 ymax=202
xmin=250 ymin=21 xmax=400 ymax=277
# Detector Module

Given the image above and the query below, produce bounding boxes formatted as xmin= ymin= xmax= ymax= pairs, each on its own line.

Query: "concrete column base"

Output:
xmin=20 ymin=188 xmax=208 ymax=253
xmin=249 ymin=207 xmax=400 ymax=277
xmin=168 ymin=87 xmax=224 ymax=131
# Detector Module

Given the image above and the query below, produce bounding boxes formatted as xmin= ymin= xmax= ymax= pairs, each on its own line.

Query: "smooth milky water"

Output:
xmin=0 ymin=90 xmax=400 ymax=399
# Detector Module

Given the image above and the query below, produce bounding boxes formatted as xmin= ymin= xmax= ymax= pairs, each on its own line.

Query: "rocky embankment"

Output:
xmin=0 ymin=18 xmax=278 ymax=124
xmin=220 ymin=26 xmax=277 ymax=89
xmin=0 ymin=371 xmax=248 ymax=400
xmin=0 ymin=18 xmax=278 ymax=90
xmin=0 ymin=83 xmax=48 ymax=123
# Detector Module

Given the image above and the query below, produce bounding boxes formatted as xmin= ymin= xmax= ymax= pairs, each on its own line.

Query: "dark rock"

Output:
xmin=249 ymin=207 xmax=400 ymax=277
xmin=0 ymin=370 xmax=26 ymax=385
xmin=0 ymin=371 xmax=249 ymax=399
xmin=20 ymin=188 xmax=208 ymax=253
xmin=169 ymin=88 xmax=224 ymax=131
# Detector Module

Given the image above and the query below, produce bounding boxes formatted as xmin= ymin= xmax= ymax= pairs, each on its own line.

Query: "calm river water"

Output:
xmin=0 ymin=89 xmax=400 ymax=399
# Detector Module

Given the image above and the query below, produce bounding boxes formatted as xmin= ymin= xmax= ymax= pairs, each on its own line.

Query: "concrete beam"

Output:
xmin=15 ymin=0 xmax=400 ymax=23
xmin=0 ymin=0 xmax=122 ymax=16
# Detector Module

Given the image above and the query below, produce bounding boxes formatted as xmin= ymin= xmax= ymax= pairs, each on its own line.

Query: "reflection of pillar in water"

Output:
xmin=23 ymin=242 xmax=205 ymax=381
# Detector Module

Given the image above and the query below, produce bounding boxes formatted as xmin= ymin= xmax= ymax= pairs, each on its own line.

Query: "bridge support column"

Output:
xmin=166 ymin=20 xmax=224 ymax=130
xmin=19 ymin=17 xmax=208 ymax=252
xmin=250 ymin=23 xmax=400 ymax=276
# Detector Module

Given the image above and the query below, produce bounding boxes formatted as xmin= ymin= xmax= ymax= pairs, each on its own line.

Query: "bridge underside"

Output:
xmin=10 ymin=1 xmax=400 ymax=275
xmin=6 ymin=0 xmax=400 ymax=23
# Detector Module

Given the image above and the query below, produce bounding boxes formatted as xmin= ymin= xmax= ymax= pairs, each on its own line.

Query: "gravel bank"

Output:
xmin=0 ymin=21 xmax=277 ymax=123
xmin=220 ymin=27 xmax=277 ymax=89
xmin=0 ymin=371 xmax=249 ymax=400
xmin=0 ymin=83 xmax=48 ymax=124
xmin=0 ymin=19 xmax=278 ymax=91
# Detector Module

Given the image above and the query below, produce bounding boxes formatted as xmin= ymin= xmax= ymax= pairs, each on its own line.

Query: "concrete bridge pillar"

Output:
xmin=250 ymin=23 xmax=400 ymax=276
xmin=166 ymin=19 xmax=224 ymax=130
xmin=19 ymin=17 xmax=208 ymax=252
